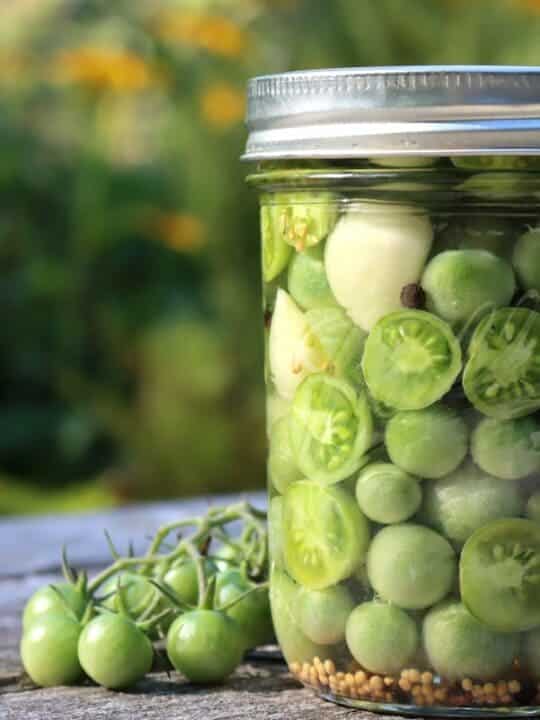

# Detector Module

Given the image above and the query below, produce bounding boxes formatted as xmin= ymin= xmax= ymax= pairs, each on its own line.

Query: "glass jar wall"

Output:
xmin=253 ymin=157 xmax=540 ymax=717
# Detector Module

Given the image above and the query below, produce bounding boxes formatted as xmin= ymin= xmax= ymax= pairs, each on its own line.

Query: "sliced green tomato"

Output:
xmin=305 ymin=306 xmax=366 ymax=388
xmin=269 ymin=289 xmax=328 ymax=400
xmin=261 ymin=205 xmax=292 ymax=282
xmin=283 ymin=480 xmax=370 ymax=590
xmin=289 ymin=373 xmax=373 ymax=484
xmin=362 ymin=310 xmax=462 ymax=411
xmin=513 ymin=227 xmax=540 ymax=293
xmin=325 ymin=205 xmax=433 ymax=332
xmin=463 ymin=307 xmax=540 ymax=420
xmin=460 ymin=518 xmax=540 ymax=632
xmin=262 ymin=191 xmax=338 ymax=253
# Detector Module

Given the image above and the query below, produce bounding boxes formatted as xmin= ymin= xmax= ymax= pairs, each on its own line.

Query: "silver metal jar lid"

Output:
xmin=243 ymin=66 xmax=540 ymax=160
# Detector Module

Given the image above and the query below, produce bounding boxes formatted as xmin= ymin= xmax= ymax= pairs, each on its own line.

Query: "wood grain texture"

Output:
xmin=0 ymin=496 xmax=412 ymax=720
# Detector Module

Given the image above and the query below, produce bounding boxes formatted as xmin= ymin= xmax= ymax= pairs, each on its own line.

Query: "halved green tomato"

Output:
xmin=283 ymin=480 xmax=370 ymax=590
xmin=460 ymin=518 xmax=540 ymax=632
xmin=362 ymin=310 xmax=462 ymax=410
xmin=260 ymin=205 xmax=292 ymax=282
xmin=263 ymin=191 xmax=338 ymax=252
xmin=463 ymin=307 xmax=540 ymax=420
xmin=289 ymin=373 xmax=372 ymax=483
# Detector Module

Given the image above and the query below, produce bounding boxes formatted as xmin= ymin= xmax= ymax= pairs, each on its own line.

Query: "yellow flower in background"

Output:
xmin=53 ymin=48 xmax=158 ymax=92
xmin=200 ymin=83 xmax=245 ymax=130
xmin=154 ymin=10 xmax=247 ymax=58
xmin=151 ymin=212 xmax=207 ymax=253
xmin=519 ymin=0 xmax=540 ymax=11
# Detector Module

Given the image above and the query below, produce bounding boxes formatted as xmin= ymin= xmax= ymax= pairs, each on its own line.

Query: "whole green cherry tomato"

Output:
xmin=214 ymin=543 xmax=244 ymax=573
xmin=423 ymin=600 xmax=519 ymax=681
xmin=166 ymin=609 xmax=244 ymax=684
xmin=367 ymin=524 xmax=456 ymax=610
xmin=21 ymin=613 xmax=83 ymax=687
xmin=421 ymin=249 xmax=515 ymax=327
xmin=345 ymin=601 xmax=419 ymax=675
xmin=421 ymin=461 xmax=523 ymax=546
xmin=23 ymin=582 xmax=86 ymax=631
xmin=215 ymin=569 xmax=273 ymax=650
xmin=164 ymin=558 xmax=217 ymax=607
xmin=78 ymin=613 xmax=153 ymax=690
xmin=296 ymin=584 xmax=354 ymax=646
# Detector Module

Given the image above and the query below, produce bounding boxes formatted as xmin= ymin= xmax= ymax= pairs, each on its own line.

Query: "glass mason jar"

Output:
xmin=244 ymin=67 xmax=540 ymax=717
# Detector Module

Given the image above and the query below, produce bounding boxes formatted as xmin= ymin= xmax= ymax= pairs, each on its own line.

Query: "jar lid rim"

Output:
xmin=243 ymin=65 xmax=540 ymax=160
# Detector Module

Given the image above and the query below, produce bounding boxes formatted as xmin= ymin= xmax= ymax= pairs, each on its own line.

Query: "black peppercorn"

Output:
xmin=401 ymin=283 xmax=426 ymax=309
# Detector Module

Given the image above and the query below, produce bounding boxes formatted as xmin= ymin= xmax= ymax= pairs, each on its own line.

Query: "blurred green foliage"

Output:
xmin=2 ymin=0 xmax=540 ymax=513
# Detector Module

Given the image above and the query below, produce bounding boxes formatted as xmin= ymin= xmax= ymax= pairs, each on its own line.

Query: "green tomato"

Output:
xmin=423 ymin=600 xmax=519 ymax=681
xmin=356 ymin=462 xmax=421 ymax=524
xmin=283 ymin=480 xmax=370 ymax=590
xmin=268 ymin=416 xmax=302 ymax=494
xmin=422 ymin=462 xmax=523 ymax=545
xmin=460 ymin=518 xmax=540 ymax=632
xmin=289 ymin=373 xmax=373 ymax=484
xmin=345 ymin=601 xmax=418 ymax=675
xmin=21 ymin=614 xmax=83 ymax=687
xmin=422 ymin=250 xmax=515 ymax=327
xmin=215 ymin=569 xmax=274 ymax=650
xmin=296 ymin=584 xmax=354 ymax=646
xmin=23 ymin=583 xmax=86 ymax=631
xmin=367 ymin=524 xmax=456 ymax=610
xmin=260 ymin=203 xmax=292 ymax=282
xmin=513 ymin=226 xmax=540 ymax=292
xmin=385 ymin=405 xmax=468 ymax=480
xmin=362 ymin=310 xmax=462 ymax=411
xmin=471 ymin=416 xmax=540 ymax=480
xmin=164 ymin=559 xmax=217 ymax=607
xmin=463 ymin=307 xmax=540 ymax=420
xmin=214 ymin=543 xmax=243 ymax=573
xmin=325 ymin=206 xmax=433 ymax=332
xmin=270 ymin=569 xmax=330 ymax=665
xmin=288 ymin=244 xmax=336 ymax=310
xmin=166 ymin=610 xmax=244 ymax=684
xmin=305 ymin=306 xmax=366 ymax=388
xmin=78 ymin=613 xmax=153 ymax=690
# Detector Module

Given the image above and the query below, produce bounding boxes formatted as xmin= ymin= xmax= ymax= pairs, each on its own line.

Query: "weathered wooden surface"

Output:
xmin=0 ymin=494 xmax=409 ymax=720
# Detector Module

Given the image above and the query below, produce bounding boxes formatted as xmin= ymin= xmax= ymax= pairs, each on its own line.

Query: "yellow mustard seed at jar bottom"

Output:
xmin=289 ymin=657 xmax=527 ymax=709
